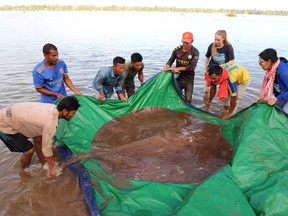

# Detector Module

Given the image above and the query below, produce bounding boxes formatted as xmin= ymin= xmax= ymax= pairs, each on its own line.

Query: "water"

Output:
xmin=0 ymin=11 xmax=288 ymax=215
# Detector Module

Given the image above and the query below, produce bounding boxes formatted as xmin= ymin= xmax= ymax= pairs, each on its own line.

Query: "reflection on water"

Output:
xmin=90 ymin=107 xmax=233 ymax=184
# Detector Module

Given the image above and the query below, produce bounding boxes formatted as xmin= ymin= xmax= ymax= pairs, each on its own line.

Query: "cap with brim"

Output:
xmin=181 ymin=31 xmax=193 ymax=43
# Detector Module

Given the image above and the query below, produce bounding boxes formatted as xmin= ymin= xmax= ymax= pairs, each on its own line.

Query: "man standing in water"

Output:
xmin=32 ymin=43 xmax=82 ymax=103
xmin=92 ymin=56 xmax=127 ymax=102
xmin=0 ymin=96 xmax=80 ymax=177
xmin=122 ymin=53 xmax=144 ymax=98
xmin=161 ymin=31 xmax=199 ymax=103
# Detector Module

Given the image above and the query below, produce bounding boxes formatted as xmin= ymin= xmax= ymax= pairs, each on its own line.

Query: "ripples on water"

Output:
xmin=1 ymin=11 xmax=288 ymax=108
xmin=1 ymin=11 xmax=288 ymax=215
xmin=0 ymin=145 xmax=89 ymax=216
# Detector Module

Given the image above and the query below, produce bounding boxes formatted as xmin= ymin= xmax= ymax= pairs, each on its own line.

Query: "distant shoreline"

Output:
xmin=0 ymin=5 xmax=287 ymax=16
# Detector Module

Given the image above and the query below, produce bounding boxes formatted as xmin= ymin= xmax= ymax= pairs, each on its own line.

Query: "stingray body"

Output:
xmin=91 ymin=107 xmax=233 ymax=184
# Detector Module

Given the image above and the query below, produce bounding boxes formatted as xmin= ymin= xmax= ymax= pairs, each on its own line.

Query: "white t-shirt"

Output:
xmin=0 ymin=102 xmax=59 ymax=157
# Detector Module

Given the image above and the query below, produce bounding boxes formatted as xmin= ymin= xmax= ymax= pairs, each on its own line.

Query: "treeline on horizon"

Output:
xmin=0 ymin=5 xmax=287 ymax=16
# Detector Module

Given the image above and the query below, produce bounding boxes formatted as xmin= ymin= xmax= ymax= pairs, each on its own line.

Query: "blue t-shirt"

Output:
xmin=32 ymin=59 xmax=68 ymax=103
xmin=92 ymin=66 xmax=124 ymax=99
xmin=275 ymin=60 xmax=288 ymax=101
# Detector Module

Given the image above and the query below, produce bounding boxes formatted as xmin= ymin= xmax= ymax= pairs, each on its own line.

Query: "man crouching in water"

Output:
xmin=0 ymin=96 xmax=80 ymax=177
xmin=204 ymin=64 xmax=250 ymax=120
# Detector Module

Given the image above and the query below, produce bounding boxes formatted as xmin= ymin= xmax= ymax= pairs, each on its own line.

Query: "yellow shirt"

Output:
xmin=223 ymin=64 xmax=250 ymax=85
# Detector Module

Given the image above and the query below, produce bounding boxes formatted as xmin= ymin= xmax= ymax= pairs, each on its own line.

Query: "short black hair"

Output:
xmin=131 ymin=53 xmax=143 ymax=63
xmin=208 ymin=65 xmax=223 ymax=76
xmin=113 ymin=56 xmax=125 ymax=65
xmin=57 ymin=96 xmax=80 ymax=112
xmin=259 ymin=48 xmax=278 ymax=63
xmin=43 ymin=43 xmax=57 ymax=55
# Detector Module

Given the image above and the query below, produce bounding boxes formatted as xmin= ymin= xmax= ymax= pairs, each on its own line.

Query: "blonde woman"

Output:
xmin=203 ymin=30 xmax=235 ymax=102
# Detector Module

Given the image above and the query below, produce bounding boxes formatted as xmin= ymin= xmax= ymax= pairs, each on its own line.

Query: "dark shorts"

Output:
xmin=125 ymin=82 xmax=136 ymax=95
xmin=0 ymin=131 xmax=34 ymax=152
xmin=176 ymin=79 xmax=194 ymax=102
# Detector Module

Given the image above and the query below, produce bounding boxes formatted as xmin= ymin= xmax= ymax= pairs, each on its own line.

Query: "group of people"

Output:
xmin=160 ymin=30 xmax=248 ymax=120
xmin=0 ymin=43 xmax=83 ymax=177
xmin=92 ymin=53 xmax=144 ymax=102
xmin=161 ymin=30 xmax=288 ymax=119
xmin=1 ymin=31 xmax=288 ymax=176
xmin=0 ymin=43 xmax=145 ymax=177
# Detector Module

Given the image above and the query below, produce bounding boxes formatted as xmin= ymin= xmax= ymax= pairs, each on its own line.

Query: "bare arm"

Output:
xmin=63 ymin=73 xmax=82 ymax=96
xmin=97 ymin=92 xmax=105 ymax=100
xmin=162 ymin=50 xmax=176 ymax=72
xmin=204 ymin=57 xmax=210 ymax=75
xmin=228 ymin=96 xmax=237 ymax=114
xmin=204 ymin=85 xmax=216 ymax=110
xmin=220 ymin=59 xmax=235 ymax=67
xmin=34 ymin=136 xmax=56 ymax=177
xmin=138 ymin=71 xmax=144 ymax=84
xmin=35 ymin=87 xmax=64 ymax=99
xmin=226 ymin=59 xmax=235 ymax=64
xmin=172 ymin=53 xmax=199 ymax=73
xmin=161 ymin=64 xmax=171 ymax=72
xmin=171 ymin=66 xmax=186 ymax=74
xmin=45 ymin=156 xmax=56 ymax=177
xmin=222 ymin=96 xmax=237 ymax=120
xmin=117 ymin=92 xmax=127 ymax=102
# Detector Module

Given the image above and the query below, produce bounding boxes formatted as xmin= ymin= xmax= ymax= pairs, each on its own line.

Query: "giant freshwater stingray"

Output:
xmin=84 ymin=107 xmax=233 ymax=184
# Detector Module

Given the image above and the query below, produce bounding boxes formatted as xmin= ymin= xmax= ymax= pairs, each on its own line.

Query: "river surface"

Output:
xmin=1 ymin=11 xmax=288 ymax=215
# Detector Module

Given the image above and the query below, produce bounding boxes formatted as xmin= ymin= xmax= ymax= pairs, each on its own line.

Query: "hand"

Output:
xmin=171 ymin=68 xmax=180 ymax=74
xmin=97 ymin=95 xmax=104 ymax=100
xmin=267 ymin=98 xmax=277 ymax=106
xmin=74 ymin=90 xmax=83 ymax=96
xmin=256 ymin=97 xmax=262 ymax=102
xmin=222 ymin=112 xmax=232 ymax=120
xmin=120 ymin=97 xmax=128 ymax=103
xmin=161 ymin=66 xmax=170 ymax=72
xmin=204 ymin=102 xmax=211 ymax=110
xmin=55 ymin=93 xmax=64 ymax=98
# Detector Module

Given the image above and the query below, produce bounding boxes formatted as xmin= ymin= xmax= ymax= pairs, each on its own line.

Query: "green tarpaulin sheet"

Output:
xmin=55 ymin=72 xmax=288 ymax=216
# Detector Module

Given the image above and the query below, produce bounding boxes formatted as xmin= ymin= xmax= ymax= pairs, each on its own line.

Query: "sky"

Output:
xmin=0 ymin=0 xmax=287 ymax=11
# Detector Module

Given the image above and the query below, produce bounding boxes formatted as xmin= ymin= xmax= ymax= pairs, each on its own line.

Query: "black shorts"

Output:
xmin=125 ymin=82 xmax=136 ymax=95
xmin=0 ymin=132 xmax=34 ymax=152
